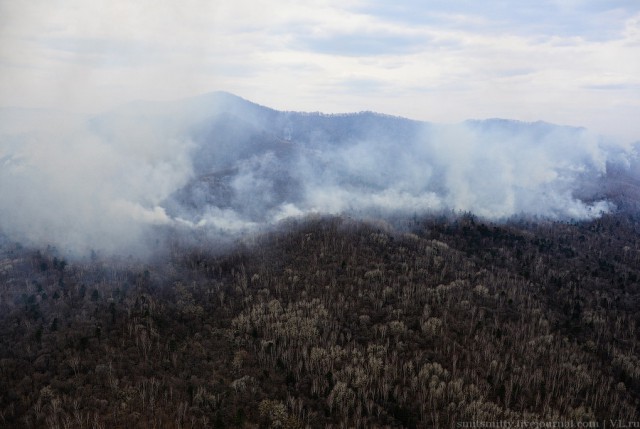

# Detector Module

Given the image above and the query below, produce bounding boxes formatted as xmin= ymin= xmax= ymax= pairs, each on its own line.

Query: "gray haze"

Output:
xmin=0 ymin=92 xmax=637 ymax=257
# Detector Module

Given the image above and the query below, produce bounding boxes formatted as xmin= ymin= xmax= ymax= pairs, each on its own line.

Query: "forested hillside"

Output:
xmin=1 ymin=211 xmax=639 ymax=428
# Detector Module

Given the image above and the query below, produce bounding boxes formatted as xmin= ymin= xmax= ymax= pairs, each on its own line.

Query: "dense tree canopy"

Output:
xmin=0 ymin=212 xmax=639 ymax=428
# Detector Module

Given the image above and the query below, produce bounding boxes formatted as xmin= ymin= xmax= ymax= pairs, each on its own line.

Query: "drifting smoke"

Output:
xmin=0 ymin=107 xmax=194 ymax=255
xmin=0 ymin=92 xmax=637 ymax=257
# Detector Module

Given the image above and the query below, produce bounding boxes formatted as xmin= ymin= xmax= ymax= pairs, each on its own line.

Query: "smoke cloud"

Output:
xmin=0 ymin=93 xmax=636 ymax=257
xmin=0 ymin=107 xmax=194 ymax=256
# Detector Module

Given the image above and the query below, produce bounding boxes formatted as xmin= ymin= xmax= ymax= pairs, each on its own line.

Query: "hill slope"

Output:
xmin=2 ymin=92 xmax=639 ymax=255
xmin=1 ymin=211 xmax=639 ymax=427
xmin=91 ymin=91 xmax=640 ymax=226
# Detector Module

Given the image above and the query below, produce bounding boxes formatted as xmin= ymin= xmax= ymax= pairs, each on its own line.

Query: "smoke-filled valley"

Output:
xmin=1 ymin=93 xmax=640 ymax=427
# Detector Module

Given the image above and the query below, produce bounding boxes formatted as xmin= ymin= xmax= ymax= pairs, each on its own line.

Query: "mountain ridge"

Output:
xmin=150 ymin=92 xmax=638 ymax=228
xmin=1 ymin=91 xmax=639 ymax=255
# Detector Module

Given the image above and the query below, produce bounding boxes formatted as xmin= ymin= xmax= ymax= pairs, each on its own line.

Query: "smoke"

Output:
xmin=0 ymin=107 xmax=194 ymax=256
xmin=175 ymin=106 xmax=623 ymax=229
xmin=309 ymin=122 xmax=613 ymax=220
xmin=0 ymin=93 xmax=636 ymax=257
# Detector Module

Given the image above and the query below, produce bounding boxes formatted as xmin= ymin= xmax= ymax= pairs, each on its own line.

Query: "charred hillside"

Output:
xmin=1 ymin=212 xmax=639 ymax=428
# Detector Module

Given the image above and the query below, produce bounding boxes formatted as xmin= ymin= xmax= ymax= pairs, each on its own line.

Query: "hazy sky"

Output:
xmin=1 ymin=0 xmax=639 ymax=140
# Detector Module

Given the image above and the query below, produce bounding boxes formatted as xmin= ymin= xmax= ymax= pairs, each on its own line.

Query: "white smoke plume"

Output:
xmin=0 ymin=107 xmax=194 ymax=256
xmin=0 ymin=92 xmax=637 ymax=257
